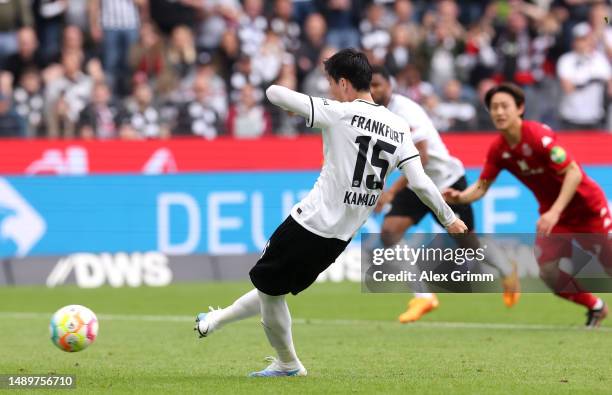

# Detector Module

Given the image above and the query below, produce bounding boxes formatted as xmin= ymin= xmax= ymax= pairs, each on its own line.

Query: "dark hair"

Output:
xmin=370 ymin=65 xmax=391 ymax=82
xmin=484 ymin=82 xmax=525 ymax=110
xmin=323 ymin=48 xmax=372 ymax=91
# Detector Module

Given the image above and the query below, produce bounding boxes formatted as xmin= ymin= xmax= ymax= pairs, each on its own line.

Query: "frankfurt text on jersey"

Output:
xmin=350 ymin=115 xmax=405 ymax=144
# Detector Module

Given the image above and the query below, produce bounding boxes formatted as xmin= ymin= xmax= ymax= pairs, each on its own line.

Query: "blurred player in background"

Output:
xmin=370 ymin=66 xmax=520 ymax=323
xmin=445 ymin=82 xmax=612 ymax=328
xmin=194 ymin=49 xmax=467 ymax=377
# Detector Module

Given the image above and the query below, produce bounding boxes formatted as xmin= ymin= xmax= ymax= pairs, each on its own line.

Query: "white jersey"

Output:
xmin=291 ymin=97 xmax=420 ymax=241
xmin=387 ymin=94 xmax=465 ymax=189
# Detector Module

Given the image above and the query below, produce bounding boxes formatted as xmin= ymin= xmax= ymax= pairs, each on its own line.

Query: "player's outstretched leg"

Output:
xmin=380 ymin=216 xmax=440 ymax=323
xmin=501 ymin=260 xmax=521 ymax=308
xmin=249 ymin=291 xmax=306 ymax=377
xmin=454 ymin=234 xmax=521 ymax=307
xmin=194 ymin=288 xmax=260 ymax=338
xmin=398 ymin=293 xmax=439 ymax=323
xmin=586 ymin=301 xmax=608 ymax=328
xmin=477 ymin=237 xmax=521 ymax=307
xmin=539 ymin=261 xmax=607 ymax=328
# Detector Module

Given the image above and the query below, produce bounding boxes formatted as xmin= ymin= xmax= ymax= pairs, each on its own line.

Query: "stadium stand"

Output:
xmin=0 ymin=0 xmax=610 ymax=139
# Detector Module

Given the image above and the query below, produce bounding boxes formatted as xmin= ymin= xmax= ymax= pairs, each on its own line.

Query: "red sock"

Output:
xmin=554 ymin=271 xmax=598 ymax=309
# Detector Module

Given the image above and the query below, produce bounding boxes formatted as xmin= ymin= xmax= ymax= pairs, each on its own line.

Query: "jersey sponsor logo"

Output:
xmin=522 ymin=143 xmax=532 ymax=157
xmin=343 ymin=191 xmax=379 ymax=207
xmin=550 ymin=146 xmax=567 ymax=164
xmin=349 ymin=115 xmax=405 ymax=144
xmin=516 ymin=160 xmax=544 ymax=175
xmin=517 ymin=160 xmax=529 ymax=171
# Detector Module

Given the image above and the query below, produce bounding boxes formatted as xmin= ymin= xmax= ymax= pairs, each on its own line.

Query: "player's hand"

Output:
xmin=443 ymin=188 xmax=463 ymax=205
xmin=536 ymin=210 xmax=560 ymax=235
xmin=374 ymin=191 xmax=394 ymax=213
xmin=446 ymin=218 xmax=468 ymax=234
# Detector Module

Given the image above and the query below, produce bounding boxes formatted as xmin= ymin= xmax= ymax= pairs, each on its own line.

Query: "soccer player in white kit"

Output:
xmin=194 ymin=49 xmax=467 ymax=377
xmin=370 ymin=66 xmax=520 ymax=323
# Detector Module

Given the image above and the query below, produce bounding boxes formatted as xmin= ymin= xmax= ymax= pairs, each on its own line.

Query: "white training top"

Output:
xmin=388 ymin=94 xmax=465 ymax=190
xmin=557 ymin=50 xmax=611 ymax=124
xmin=266 ymin=86 xmax=457 ymax=241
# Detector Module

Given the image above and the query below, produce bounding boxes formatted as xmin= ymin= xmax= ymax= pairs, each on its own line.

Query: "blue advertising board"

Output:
xmin=0 ymin=167 xmax=610 ymax=258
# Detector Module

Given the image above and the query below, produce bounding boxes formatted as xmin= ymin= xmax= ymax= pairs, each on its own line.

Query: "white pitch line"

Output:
xmin=0 ymin=312 xmax=610 ymax=332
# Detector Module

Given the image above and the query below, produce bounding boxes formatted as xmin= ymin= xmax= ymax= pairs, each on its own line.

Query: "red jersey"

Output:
xmin=479 ymin=120 xmax=608 ymax=225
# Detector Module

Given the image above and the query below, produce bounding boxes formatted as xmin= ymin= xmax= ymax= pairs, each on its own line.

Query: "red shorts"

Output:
xmin=535 ymin=205 xmax=612 ymax=266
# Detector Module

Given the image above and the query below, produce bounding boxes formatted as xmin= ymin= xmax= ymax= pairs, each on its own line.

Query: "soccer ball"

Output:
xmin=49 ymin=305 xmax=99 ymax=352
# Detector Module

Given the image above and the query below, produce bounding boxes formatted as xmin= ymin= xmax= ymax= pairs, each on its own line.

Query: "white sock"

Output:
xmin=414 ymin=292 xmax=433 ymax=298
xmin=214 ymin=288 xmax=260 ymax=330
xmin=258 ymin=291 xmax=301 ymax=369
xmin=593 ymin=298 xmax=604 ymax=310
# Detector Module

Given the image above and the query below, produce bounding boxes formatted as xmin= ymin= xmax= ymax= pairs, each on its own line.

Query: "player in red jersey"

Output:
xmin=444 ymin=82 xmax=611 ymax=328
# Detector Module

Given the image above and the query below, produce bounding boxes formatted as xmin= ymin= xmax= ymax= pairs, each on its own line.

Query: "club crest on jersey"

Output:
xmin=522 ymin=143 xmax=532 ymax=157
xmin=550 ymin=146 xmax=566 ymax=164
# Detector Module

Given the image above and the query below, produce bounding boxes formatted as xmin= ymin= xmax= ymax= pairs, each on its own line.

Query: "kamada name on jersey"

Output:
xmin=343 ymin=190 xmax=379 ymax=207
xmin=350 ymin=115 xmax=405 ymax=144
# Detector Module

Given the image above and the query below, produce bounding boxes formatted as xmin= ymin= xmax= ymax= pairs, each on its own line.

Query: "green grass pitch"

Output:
xmin=1 ymin=282 xmax=611 ymax=394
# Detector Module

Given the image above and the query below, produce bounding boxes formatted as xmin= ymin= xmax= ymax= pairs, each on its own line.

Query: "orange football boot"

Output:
xmin=398 ymin=294 xmax=439 ymax=323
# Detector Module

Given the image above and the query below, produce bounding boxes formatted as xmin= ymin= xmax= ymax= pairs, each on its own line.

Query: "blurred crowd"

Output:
xmin=0 ymin=0 xmax=611 ymax=139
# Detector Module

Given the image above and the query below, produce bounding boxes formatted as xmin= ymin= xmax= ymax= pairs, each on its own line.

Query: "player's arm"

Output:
xmin=536 ymin=134 xmax=582 ymax=234
xmin=374 ymin=140 xmax=427 ymax=213
xmin=445 ymin=143 xmax=500 ymax=205
xmin=536 ymin=161 xmax=582 ymax=235
xmin=415 ymin=140 xmax=429 ymax=166
xmin=444 ymin=178 xmax=493 ymax=205
xmin=406 ymin=103 xmax=430 ymax=166
xmin=265 ymin=85 xmax=311 ymax=118
xmin=400 ymin=157 xmax=467 ymax=234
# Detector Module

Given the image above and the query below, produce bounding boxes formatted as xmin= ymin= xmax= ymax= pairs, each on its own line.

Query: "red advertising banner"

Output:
xmin=0 ymin=133 xmax=610 ymax=175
